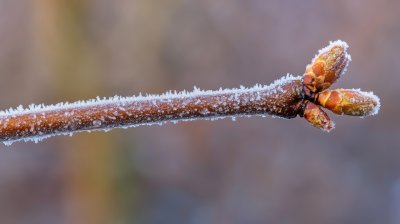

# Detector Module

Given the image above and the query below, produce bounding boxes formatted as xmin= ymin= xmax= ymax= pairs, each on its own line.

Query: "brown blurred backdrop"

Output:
xmin=0 ymin=0 xmax=399 ymax=224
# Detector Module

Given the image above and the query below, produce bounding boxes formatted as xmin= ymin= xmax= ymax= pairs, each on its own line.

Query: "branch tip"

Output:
xmin=0 ymin=40 xmax=380 ymax=145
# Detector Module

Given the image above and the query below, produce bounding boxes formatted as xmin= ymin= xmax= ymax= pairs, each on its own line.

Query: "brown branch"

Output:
xmin=0 ymin=76 xmax=305 ymax=145
xmin=0 ymin=40 xmax=381 ymax=145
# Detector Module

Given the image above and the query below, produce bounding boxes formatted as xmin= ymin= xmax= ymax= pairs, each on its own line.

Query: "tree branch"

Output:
xmin=0 ymin=40 xmax=381 ymax=146
xmin=0 ymin=75 xmax=304 ymax=145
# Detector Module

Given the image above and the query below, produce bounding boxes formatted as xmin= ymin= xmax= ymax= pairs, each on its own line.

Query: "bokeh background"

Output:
xmin=0 ymin=0 xmax=399 ymax=223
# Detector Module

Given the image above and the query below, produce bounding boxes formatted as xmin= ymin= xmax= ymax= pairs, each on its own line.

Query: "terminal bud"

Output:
xmin=303 ymin=40 xmax=351 ymax=95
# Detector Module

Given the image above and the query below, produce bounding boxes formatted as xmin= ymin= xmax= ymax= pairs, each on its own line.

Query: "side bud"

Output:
xmin=303 ymin=40 xmax=351 ymax=95
xmin=317 ymin=89 xmax=380 ymax=116
xmin=303 ymin=101 xmax=335 ymax=132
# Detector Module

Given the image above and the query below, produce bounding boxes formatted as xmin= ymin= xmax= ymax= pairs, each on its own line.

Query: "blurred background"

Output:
xmin=0 ymin=0 xmax=399 ymax=223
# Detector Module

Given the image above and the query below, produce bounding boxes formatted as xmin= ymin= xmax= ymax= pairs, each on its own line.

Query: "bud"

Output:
xmin=303 ymin=101 xmax=335 ymax=132
xmin=303 ymin=40 xmax=351 ymax=94
xmin=317 ymin=89 xmax=380 ymax=116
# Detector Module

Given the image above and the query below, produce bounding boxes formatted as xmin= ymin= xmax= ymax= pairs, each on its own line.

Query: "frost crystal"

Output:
xmin=350 ymin=89 xmax=381 ymax=116
xmin=313 ymin=40 xmax=351 ymax=62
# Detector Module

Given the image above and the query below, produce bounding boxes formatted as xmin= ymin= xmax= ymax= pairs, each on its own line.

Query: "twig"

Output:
xmin=0 ymin=75 xmax=304 ymax=145
xmin=0 ymin=40 xmax=381 ymax=146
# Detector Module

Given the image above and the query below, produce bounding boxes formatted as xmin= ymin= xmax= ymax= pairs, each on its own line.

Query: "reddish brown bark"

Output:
xmin=0 ymin=79 xmax=305 ymax=143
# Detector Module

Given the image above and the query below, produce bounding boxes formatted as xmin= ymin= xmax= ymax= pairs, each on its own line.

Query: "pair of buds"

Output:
xmin=301 ymin=40 xmax=380 ymax=131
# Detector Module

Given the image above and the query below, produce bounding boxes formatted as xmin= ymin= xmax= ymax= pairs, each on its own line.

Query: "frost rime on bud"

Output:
xmin=317 ymin=89 xmax=380 ymax=116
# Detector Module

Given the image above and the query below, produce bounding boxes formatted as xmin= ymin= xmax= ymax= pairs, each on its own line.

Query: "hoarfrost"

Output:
xmin=349 ymin=88 xmax=381 ymax=117
xmin=0 ymin=74 xmax=300 ymax=117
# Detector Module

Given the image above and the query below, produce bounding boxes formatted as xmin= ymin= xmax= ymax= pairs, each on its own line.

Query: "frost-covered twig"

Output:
xmin=0 ymin=40 xmax=380 ymax=146
xmin=0 ymin=75 xmax=304 ymax=145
